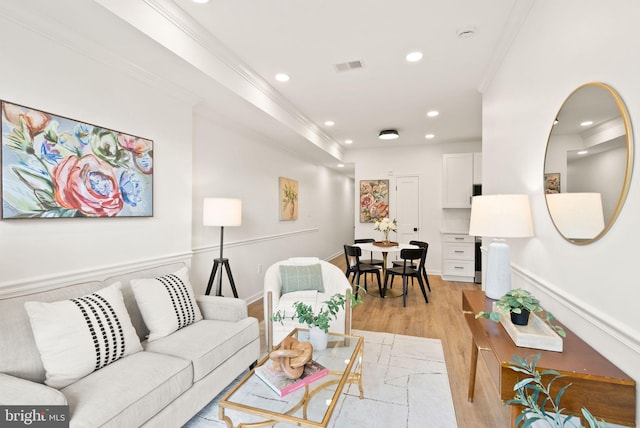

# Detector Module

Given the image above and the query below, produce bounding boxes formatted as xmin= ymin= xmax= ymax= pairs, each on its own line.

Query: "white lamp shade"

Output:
xmin=546 ymin=193 xmax=604 ymax=239
xmin=203 ymin=198 xmax=242 ymax=226
xmin=469 ymin=194 xmax=534 ymax=238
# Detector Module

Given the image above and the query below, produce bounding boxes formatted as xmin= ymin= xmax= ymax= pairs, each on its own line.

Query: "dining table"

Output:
xmin=354 ymin=242 xmax=419 ymax=297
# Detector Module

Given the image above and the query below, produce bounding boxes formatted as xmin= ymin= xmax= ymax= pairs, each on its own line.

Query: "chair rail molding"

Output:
xmin=192 ymin=228 xmax=320 ymax=255
xmin=0 ymin=252 xmax=193 ymax=299
xmin=512 ymin=263 xmax=640 ymax=356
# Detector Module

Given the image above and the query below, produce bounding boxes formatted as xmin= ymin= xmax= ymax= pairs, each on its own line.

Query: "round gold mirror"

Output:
xmin=544 ymin=82 xmax=633 ymax=244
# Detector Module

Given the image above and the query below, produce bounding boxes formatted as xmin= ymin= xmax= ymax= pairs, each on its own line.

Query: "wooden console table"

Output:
xmin=462 ymin=289 xmax=636 ymax=426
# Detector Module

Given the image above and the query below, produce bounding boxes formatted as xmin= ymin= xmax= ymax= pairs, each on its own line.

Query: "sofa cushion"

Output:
xmin=62 ymin=351 xmax=192 ymax=428
xmin=279 ymin=264 xmax=324 ymax=293
xmin=130 ymin=266 xmax=202 ymax=342
xmin=24 ymin=283 xmax=143 ymax=389
xmin=143 ymin=317 xmax=259 ymax=382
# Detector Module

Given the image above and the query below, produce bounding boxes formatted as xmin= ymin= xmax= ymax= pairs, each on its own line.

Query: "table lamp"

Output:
xmin=203 ymin=198 xmax=242 ymax=297
xmin=468 ymin=194 xmax=534 ymax=299
xmin=545 ymin=193 xmax=604 ymax=241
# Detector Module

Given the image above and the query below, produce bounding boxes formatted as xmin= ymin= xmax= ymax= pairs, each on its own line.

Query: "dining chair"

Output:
xmin=343 ymin=244 xmax=382 ymax=297
xmin=353 ymin=238 xmax=384 ymax=267
xmin=384 ymin=247 xmax=429 ymax=307
xmin=391 ymin=240 xmax=431 ymax=291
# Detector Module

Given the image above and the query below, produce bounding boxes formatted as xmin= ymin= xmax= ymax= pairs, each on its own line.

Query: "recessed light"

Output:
xmin=425 ymin=133 xmax=435 ymax=139
xmin=324 ymin=120 xmax=335 ymax=127
xmin=580 ymin=120 xmax=593 ymax=127
xmin=379 ymin=129 xmax=399 ymax=140
xmin=577 ymin=150 xmax=588 ymax=155
xmin=406 ymin=51 xmax=423 ymax=62
xmin=275 ymin=73 xmax=290 ymax=82
xmin=191 ymin=0 xmax=210 ymax=4
xmin=426 ymin=110 xmax=439 ymax=118
xmin=337 ymin=164 xmax=344 ymax=168
xmin=344 ymin=139 xmax=353 ymax=145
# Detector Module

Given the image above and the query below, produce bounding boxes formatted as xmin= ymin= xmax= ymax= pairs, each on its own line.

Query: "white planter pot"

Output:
xmin=309 ymin=326 xmax=328 ymax=351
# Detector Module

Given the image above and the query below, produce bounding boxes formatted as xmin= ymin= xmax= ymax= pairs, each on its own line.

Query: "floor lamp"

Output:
xmin=468 ymin=194 xmax=534 ymax=300
xmin=203 ymin=198 xmax=242 ymax=297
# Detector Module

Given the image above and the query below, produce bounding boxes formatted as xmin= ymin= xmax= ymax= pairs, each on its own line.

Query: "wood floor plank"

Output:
xmin=249 ymin=256 xmax=511 ymax=427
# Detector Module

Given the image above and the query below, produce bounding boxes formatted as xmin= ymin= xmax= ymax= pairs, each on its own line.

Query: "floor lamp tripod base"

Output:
xmin=205 ymin=258 xmax=238 ymax=298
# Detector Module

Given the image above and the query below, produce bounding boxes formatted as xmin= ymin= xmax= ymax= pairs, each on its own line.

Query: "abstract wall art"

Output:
xmin=1 ymin=100 xmax=153 ymax=219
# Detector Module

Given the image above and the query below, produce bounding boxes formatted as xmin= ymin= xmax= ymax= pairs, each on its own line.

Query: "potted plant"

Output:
xmin=507 ymin=354 xmax=608 ymax=427
xmin=271 ymin=292 xmax=362 ymax=350
xmin=476 ymin=289 xmax=565 ymax=337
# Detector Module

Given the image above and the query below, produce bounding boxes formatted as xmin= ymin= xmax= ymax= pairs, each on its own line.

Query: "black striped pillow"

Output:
xmin=24 ymin=283 xmax=142 ymax=389
xmin=131 ymin=267 xmax=203 ymax=342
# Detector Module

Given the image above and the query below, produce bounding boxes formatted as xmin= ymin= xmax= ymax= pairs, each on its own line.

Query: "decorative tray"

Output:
xmin=373 ymin=241 xmax=399 ymax=247
xmin=494 ymin=304 xmax=563 ymax=352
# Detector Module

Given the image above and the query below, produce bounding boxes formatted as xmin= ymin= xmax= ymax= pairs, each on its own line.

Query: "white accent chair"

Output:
xmin=263 ymin=257 xmax=353 ymax=350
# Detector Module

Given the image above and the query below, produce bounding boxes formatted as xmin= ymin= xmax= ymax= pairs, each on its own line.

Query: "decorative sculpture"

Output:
xmin=268 ymin=337 xmax=313 ymax=379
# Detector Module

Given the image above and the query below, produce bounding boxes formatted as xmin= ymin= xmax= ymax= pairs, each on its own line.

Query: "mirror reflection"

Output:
xmin=544 ymin=82 xmax=633 ymax=244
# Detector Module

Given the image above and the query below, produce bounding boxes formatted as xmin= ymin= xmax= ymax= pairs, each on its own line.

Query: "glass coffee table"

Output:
xmin=218 ymin=329 xmax=363 ymax=428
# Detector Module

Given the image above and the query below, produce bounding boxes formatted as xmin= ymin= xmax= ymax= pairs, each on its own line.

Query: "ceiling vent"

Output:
xmin=334 ymin=60 xmax=364 ymax=72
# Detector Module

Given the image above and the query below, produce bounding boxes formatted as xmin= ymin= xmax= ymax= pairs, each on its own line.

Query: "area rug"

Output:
xmin=183 ymin=329 xmax=457 ymax=427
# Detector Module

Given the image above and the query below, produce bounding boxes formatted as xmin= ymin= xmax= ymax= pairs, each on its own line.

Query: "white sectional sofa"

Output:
xmin=0 ymin=262 xmax=260 ymax=427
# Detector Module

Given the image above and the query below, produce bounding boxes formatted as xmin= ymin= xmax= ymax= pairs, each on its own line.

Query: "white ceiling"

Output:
xmin=168 ymin=0 xmax=523 ymax=169
xmin=5 ymin=0 xmax=531 ymax=176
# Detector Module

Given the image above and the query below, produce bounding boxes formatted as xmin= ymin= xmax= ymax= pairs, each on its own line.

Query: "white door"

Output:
xmin=396 ymin=175 xmax=420 ymax=244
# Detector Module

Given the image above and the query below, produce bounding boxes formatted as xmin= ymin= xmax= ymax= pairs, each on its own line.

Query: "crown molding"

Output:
xmin=477 ymin=0 xmax=536 ymax=93
xmin=98 ymin=0 xmax=343 ymax=160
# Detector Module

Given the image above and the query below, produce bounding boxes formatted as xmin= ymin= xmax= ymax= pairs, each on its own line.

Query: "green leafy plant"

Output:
xmin=271 ymin=292 xmax=362 ymax=333
xmin=507 ymin=354 xmax=608 ymax=427
xmin=476 ymin=288 xmax=566 ymax=337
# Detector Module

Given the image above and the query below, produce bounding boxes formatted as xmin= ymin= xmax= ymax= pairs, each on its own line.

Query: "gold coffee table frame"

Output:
xmin=218 ymin=329 xmax=363 ymax=428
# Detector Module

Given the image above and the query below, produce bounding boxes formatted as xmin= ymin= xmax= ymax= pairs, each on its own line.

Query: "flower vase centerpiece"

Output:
xmin=374 ymin=217 xmax=397 ymax=244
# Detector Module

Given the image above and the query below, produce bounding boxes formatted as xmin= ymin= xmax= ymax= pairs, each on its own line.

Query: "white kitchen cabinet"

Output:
xmin=442 ymin=153 xmax=473 ymax=208
xmin=441 ymin=233 xmax=475 ymax=282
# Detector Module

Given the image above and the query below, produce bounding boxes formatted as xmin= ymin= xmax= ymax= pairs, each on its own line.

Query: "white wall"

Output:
xmin=0 ymin=9 xmax=193 ymax=296
xmin=347 ymin=140 xmax=481 ymax=273
xmin=483 ymin=0 xmax=640 ymax=423
xmin=190 ymin=110 xmax=355 ymax=302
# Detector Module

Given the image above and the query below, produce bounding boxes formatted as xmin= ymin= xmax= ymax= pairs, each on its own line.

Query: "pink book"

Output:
xmin=254 ymin=360 xmax=329 ymax=397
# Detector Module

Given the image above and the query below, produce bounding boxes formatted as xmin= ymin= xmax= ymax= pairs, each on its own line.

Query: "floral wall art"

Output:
xmin=1 ymin=101 xmax=153 ymax=219
xmin=279 ymin=176 xmax=298 ymax=221
xmin=359 ymin=179 xmax=389 ymax=223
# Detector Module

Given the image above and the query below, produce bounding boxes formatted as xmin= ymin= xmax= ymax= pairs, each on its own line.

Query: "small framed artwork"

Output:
xmin=359 ymin=179 xmax=389 ymax=223
xmin=279 ymin=177 xmax=298 ymax=221
xmin=544 ymin=173 xmax=561 ymax=194
xmin=1 ymin=100 xmax=153 ymax=219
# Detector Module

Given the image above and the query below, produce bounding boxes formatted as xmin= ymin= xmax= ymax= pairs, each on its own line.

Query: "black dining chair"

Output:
xmin=343 ymin=244 xmax=382 ymax=297
xmin=384 ymin=247 xmax=429 ymax=307
xmin=392 ymin=240 xmax=431 ymax=292
xmin=354 ymin=238 xmax=384 ymax=267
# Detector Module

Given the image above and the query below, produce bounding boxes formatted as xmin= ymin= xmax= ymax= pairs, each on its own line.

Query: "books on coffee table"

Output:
xmin=254 ymin=360 xmax=329 ymax=397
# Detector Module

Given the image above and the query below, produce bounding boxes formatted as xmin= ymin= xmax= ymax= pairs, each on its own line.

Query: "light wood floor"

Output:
xmin=248 ymin=256 xmax=511 ymax=427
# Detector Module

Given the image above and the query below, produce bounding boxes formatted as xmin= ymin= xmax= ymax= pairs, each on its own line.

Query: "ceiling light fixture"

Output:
xmin=344 ymin=139 xmax=353 ymax=145
xmin=577 ymin=150 xmax=589 ymax=155
xmin=337 ymin=164 xmax=344 ymax=168
xmin=379 ymin=129 xmax=399 ymax=140
xmin=275 ymin=73 xmax=290 ymax=82
xmin=406 ymin=51 xmax=423 ymax=62
xmin=324 ymin=120 xmax=335 ymax=127
xmin=425 ymin=133 xmax=435 ymax=139
xmin=580 ymin=120 xmax=593 ymax=127
xmin=191 ymin=0 xmax=211 ymax=3
xmin=426 ymin=110 xmax=439 ymax=118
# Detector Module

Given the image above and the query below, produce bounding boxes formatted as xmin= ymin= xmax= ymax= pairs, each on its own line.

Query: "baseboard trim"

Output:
xmin=0 ymin=252 xmax=193 ymax=299
xmin=512 ymin=263 xmax=640 ymax=355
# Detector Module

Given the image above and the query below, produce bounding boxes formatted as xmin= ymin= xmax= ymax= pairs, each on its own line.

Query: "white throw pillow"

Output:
xmin=130 ymin=266 xmax=202 ymax=342
xmin=24 ymin=282 xmax=143 ymax=389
